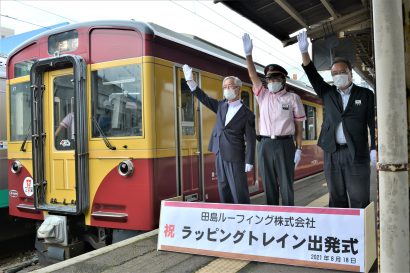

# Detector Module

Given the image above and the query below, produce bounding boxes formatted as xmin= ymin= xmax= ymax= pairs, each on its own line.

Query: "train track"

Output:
xmin=0 ymin=235 xmax=39 ymax=273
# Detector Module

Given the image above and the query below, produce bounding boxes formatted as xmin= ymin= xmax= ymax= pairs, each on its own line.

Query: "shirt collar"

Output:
xmin=228 ymin=99 xmax=242 ymax=107
xmin=271 ymin=89 xmax=287 ymax=96
xmin=338 ymin=83 xmax=353 ymax=95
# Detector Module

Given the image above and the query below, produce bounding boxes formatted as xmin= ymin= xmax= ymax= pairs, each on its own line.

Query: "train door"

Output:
xmin=45 ymin=69 xmax=77 ymax=208
xmin=175 ymin=67 xmax=203 ymax=202
xmin=31 ymin=56 xmax=88 ymax=214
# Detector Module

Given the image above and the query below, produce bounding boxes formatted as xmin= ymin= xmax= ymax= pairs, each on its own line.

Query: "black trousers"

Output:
xmin=324 ymin=146 xmax=370 ymax=208
xmin=258 ymin=138 xmax=295 ymax=206
xmin=215 ymin=153 xmax=250 ymax=204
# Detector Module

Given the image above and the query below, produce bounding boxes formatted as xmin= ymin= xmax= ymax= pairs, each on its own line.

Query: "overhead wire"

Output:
xmin=171 ymin=0 xmax=304 ymax=74
xmin=13 ymin=0 xmax=77 ymax=23
xmin=0 ymin=14 xmax=52 ymax=29
xmin=195 ymin=0 xmax=303 ymax=70
xmin=4 ymin=0 xmax=305 ymax=76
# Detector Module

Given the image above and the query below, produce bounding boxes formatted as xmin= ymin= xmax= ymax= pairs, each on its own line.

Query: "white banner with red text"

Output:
xmin=157 ymin=201 xmax=376 ymax=272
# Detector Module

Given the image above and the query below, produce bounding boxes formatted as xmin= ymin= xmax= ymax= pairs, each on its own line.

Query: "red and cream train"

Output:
xmin=6 ymin=20 xmax=323 ymax=259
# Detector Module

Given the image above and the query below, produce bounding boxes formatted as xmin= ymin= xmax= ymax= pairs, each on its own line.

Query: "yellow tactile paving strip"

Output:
xmin=195 ymin=258 xmax=249 ymax=273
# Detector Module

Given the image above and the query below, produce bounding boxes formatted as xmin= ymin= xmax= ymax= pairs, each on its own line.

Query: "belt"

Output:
xmin=260 ymin=135 xmax=293 ymax=140
xmin=336 ymin=143 xmax=348 ymax=149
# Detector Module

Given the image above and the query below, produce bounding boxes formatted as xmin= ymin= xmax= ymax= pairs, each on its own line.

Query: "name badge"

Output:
xmin=282 ymin=104 xmax=289 ymax=110
xmin=355 ymin=100 xmax=362 ymax=106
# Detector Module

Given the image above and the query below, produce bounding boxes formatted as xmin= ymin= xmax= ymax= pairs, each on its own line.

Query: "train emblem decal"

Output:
xmin=60 ymin=139 xmax=71 ymax=147
xmin=23 ymin=177 xmax=34 ymax=197
xmin=9 ymin=190 xmax=18 ymax=198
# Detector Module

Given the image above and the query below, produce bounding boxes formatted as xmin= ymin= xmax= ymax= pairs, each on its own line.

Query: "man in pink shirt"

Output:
xmin=242 ymin=33 xmax=306 ymax=206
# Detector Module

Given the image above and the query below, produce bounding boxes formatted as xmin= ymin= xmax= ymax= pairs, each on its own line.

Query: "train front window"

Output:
xmin=14 ymin=61 xmax=34 ymax=78
xmin=91 ymin=64 xmax=142 ymax=138
xmin=48 ymin=30 xmax=78 ymax=55
xmin=54 ymin=75 xmax=75 ymax=150
xmin=10 ymin=82 xmax=31 ymax=141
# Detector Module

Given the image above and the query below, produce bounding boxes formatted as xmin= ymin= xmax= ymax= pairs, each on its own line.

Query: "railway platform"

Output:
xmin=31 ymin=171 xmax=378 ymax=273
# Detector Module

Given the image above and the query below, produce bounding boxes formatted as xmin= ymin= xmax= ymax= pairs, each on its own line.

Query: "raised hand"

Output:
xmin=297 ymin=31 xmax=309 ymax=53
xmin=242 ymin=33 xmax=253 ymax=56
xmin=182 ymin=64 xmax=193 ymax=81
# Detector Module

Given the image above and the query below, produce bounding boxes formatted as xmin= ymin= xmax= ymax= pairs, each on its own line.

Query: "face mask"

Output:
xmin=267 ymin=82 xmax=283 ymax=93
xmin=223 ymin=88 xmax=236 ymax=100
xmin=333 ymin=74 xmax=350 ymax=89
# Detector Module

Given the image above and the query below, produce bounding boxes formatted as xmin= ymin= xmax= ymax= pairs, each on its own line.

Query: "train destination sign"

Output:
xmin=158 ymin=201 xmax=376 ymax=272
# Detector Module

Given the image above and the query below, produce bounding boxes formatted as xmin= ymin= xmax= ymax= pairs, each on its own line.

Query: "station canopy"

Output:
xmin=216 ymin=0 xmax=374 ymax=87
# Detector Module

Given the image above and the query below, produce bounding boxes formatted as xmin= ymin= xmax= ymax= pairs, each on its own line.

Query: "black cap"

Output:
xmin=264 ymin=64 xmax=288 ymax=77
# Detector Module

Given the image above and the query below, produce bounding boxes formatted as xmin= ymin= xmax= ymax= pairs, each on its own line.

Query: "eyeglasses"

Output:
xmin=331 ymin=70 xmax=349 ymax=76
xmin=223 ymin=84 xmax=238 ymax=89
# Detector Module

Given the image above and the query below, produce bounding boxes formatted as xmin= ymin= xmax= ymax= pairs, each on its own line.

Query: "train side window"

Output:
xmin=241 ymin=91 xmax=250 ymax=108
xmin=91 ymin=64 xmax=143 ymax=138
xmin=9 ymin=82 xmax=31 ymax=141
xmin=303 ymin=104 xmax=316 ymax=140
xmin=180 ymin=79 xmax=195 ymax=136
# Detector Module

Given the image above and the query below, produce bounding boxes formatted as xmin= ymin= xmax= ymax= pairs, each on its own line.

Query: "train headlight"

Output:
xmin=118 ymin=160 xmax=134 ymax=177
xmin=11 ymin=160 xmax=23 ymax=174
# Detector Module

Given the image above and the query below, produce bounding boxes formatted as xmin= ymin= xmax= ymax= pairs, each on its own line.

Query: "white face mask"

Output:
xmin=267 ymin=82 xmax=283 ymax=93
xmin=223 ymin=88 xmax=236 ymax=101
xmin=333 ymin=74 xmax=350 ymax=89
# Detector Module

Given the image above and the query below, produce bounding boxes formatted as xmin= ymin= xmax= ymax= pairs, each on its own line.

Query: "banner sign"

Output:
xmin=158 ymin=201 xmax=374 ymax=272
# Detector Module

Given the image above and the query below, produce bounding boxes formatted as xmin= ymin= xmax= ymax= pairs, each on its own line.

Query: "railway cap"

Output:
xmin=264 ymin=64 xmax=288 ymax=78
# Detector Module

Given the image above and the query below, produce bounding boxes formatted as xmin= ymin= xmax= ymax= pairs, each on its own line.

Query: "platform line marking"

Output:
xmin=294 ymin=171 xmax=324 ymax=185
xmin=195 ymin=258 xmax=249 ymax=273
xmin=307 ymin=193 xmax=329 ymax=207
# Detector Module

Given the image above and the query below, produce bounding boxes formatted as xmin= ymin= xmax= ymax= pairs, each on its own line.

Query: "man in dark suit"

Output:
xmin=183 ymin=64 xmax=256 ymax=204
xmin=297 ymin=31 xmax=376 ymax=208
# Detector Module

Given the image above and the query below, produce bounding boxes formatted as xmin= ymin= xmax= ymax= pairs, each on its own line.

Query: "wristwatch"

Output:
xmin=297 ymin=146 xmax=302 ymax=150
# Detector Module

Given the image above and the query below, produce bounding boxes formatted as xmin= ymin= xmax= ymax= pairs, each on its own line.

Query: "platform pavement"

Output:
xmin=31 ymin=168 xmax=378 ymax=273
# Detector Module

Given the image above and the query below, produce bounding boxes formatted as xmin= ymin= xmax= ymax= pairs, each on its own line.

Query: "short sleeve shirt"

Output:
xmin=253 ymin=86 xmax=306 ymax=136
xmin=60 ymin=112 xmax=75 ymax=139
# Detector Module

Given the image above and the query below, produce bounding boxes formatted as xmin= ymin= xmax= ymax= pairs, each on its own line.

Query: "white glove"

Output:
xmin=183 ymin=64 xmax=193 ymax=80
xmin=370 ymin=149 xmax=376 ymax=166
xmin=245 ymin=164 xmax=253 ymax=172
xmin=182 ymin=64 xmax=197 ymax=91
xmin=297 ymin=31 xmax=309 ymax=53
xmin=294 ymin=149 xmax=302 ymax=168
xmin=242 ymin=33 xmax=253 ymax=56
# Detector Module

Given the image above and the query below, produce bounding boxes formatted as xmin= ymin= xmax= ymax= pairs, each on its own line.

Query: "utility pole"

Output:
xmin=373 ymin=0 xmax=410 ymax=272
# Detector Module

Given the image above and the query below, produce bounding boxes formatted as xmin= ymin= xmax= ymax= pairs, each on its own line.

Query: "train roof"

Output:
xmin=8 ymin=20 xmax=314 ymax=94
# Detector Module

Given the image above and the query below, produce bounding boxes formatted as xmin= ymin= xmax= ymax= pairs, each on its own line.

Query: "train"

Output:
xmin=5 ymin=20 xmax=323 ymax=261
xmin=1 ymin=56 xmax=7 ymax=211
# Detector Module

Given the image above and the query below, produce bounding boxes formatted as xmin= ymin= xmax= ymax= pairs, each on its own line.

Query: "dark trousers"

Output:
xmin=215 ymin=153 xmax=250 ymax=204
xmin=258 ymin=138 xmax=295 ymax=206
xmin=324 ymin=146 xmax=370 ymax=208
